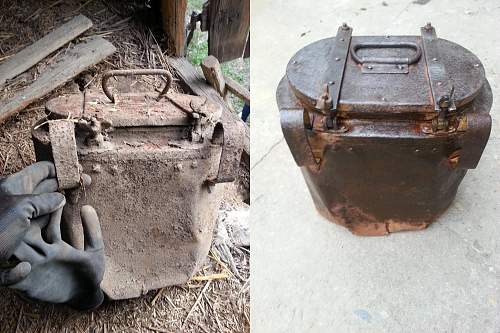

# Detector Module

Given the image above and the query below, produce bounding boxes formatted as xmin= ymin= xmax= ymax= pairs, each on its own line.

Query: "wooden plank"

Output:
xmin=208 ymin=0 xmax=250 ymax=63
xmin=168 ymin=57 xmax=250 ymax=164
xmin=226 ymin=77 xmax=250 ymax=105
xmin=0 ymin=37 xmax=116 ymax=124
xmin=201 ymin=55 xmax=226 ymax=97
xmin=243 ymin=35 xmax=250 ymax=58
xmin=201 ymin=55 xmax=250 ymax=105
xmin=161 ymin=0 xmax=187 ymax=57
xmin=0 ymin=15 xmax=93 ymax=87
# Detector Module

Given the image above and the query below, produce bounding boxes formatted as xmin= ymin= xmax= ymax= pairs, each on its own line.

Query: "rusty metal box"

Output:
xmin=32 ymin=70 xmax=244 ymax=299
xmin=277 ymin=24 xmax=492 ymax=236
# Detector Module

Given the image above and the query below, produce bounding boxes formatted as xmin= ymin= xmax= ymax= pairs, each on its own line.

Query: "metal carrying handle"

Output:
xmin=102 ymin=69 xmax=173 ymax=103
xmin=351 ymin=41 xmax=422 ymax=65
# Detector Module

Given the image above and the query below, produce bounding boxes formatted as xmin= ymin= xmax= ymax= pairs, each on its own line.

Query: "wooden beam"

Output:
xmin=161 ymin=0 xmax=187 ymax=57
xmin=201 ymin=55 xmax=250 ymax=105
xmin=168 ymin=57 xmax=250 ymax=165
xmin=226 ymin=77 xmax=250 ymax=105
xmin=0 ymin=37 xmax=115 ymax=124
xmin=243 ymin=34 xmax=250 ymax=58
xmin=0 ymin=15 xmax=93 ymax=87
xmin=201 ymin=55 xmax=226 ymax=97
xmin=208 ymin=0 xmax=250 ymax=63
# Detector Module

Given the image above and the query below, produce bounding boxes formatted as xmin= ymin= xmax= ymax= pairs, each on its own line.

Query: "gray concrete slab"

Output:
xmin=251 ymin=0 xmax=500 ymax=332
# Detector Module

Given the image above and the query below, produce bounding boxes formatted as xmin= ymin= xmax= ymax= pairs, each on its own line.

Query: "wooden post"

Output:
xmin=161 ymin=0 xmax=187 ymax=57
xmin=201 ymin=55 xmax=250 ymax=105
xmin=208 ymin=0 xmax=250 ymax=63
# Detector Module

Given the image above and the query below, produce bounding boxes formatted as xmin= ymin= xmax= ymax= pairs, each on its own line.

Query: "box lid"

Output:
xmin=45 ymin=91 xmax=222 ymax=127
xmin=286 ymin=26 xmax=485 ymax=118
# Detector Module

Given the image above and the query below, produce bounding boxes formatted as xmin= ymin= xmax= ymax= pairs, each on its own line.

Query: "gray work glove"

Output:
xmin=0 ymin=161 xmax=59 ymax=196
xmin=10 ymin=205 xmax=105 ymax=310
xmin=0 ymin=162 xmax=65 ymax=285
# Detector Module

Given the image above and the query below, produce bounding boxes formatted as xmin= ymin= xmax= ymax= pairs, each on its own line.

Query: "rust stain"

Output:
xmin=448 ymin=150 xmax=461 ymax=169
xmin=32 ymin=86 xmax=244 ymax=300
xmin=328 ymin=204 xmax=430 ymax=236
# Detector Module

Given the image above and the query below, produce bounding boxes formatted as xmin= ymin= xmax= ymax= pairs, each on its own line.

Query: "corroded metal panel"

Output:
xmin=32 ymin=73 xmax=244 ymax=298
xmin=278 ymin=25 xmax=492 ymax=236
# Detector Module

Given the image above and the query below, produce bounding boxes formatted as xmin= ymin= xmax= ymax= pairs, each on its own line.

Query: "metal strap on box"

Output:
xmin=326 ymin=23 xmax=352 ymax=129
xmin=421 ymin=23 xmax=456 ymax=117
xmin=48 ymin=119 xmax=81 ymax=190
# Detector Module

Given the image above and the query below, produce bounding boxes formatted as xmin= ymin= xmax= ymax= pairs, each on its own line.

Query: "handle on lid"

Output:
xmin=102 ymin=69 xmax=173 ymax=103
xmin=351 ymin=41 xmax=422 ymax=65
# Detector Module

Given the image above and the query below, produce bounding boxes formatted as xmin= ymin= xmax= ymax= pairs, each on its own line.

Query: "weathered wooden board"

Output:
xmin=0 ymin=37 xmax=116 ymax=124
xmin=169 ymin=57 xmax=250 ymax=165
xmin=201 ymin=55 xmax=226 ymax=97
xmin=226 ymin=76 xmax=250 ymax=105
xmin=201 ymin=55 xmax=250 ymax=104
xmin=244 ymin=35 xmax=250 ymax=59
xmin=161 ymin=0 xmax=187 ymax=57
xmin=0 ymin=15 xmax=93 ymax=87
xmin=208 ymin=0 xmax=250 ymax=63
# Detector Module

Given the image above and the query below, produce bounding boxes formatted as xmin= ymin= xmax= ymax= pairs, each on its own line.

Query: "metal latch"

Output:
xmin=421 ymin=23 xmax=457 ymax=132
xmin=48 ymin=119 xmax=82 ymax=190
xmin=314 ymin=23 xmax=352 ymax=131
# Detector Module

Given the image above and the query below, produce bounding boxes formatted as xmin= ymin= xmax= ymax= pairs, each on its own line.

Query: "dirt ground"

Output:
xmin=0 ymin=1 xmax=250 ymax=332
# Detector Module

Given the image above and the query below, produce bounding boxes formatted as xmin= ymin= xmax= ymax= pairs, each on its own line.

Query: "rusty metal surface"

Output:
xmin=48 ymin=120 xmax=81 ymax=190
xmin=32 ymin=86 xmax=244 ymax=299
xmin=210 ymin=119 xmax=245 ymax=184
xmin=286 ymin=36 xmax=485 ymax=115
xmin=457 ymin=81 xmax=493 ymax=169
xmin=277 ymin=77 xmax=317 ymax=166
xmin=325 ymin=23 xmax=351 ymax=129
xmin=421 ymin=23 xmax=455 ymax=114
xmin=101 ymin=69 xmax=173 ymax=103
xmin=46 ymin=91 xmax=222 ymax=128
xmin=351 ymin=40 xmax=422 ymax=65
xmin=278 ymin=25 xmax=492 ymax=236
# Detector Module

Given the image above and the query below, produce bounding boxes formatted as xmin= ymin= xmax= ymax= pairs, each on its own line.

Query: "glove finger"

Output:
xmin=13 ymin=243 xmax=44 ymax=264
xmin=32 ymin=215 xmax=50 ymax=230
xmin=2 ymin=162 xmax=56 ymax=195
xmin=46 ymin=207 xmax=63 ymax=243
xmin=23 ymin=221 xmax=52 ymax=256
xmin=0 ymin=262 xmax=31 ymax=286
xmin=81 ymin=205 xmax=104 ymax=251
xmin=32 ymin=179 xmax=59 ymax=194
xmin=23 ymin=193 xmax=66 ymax=219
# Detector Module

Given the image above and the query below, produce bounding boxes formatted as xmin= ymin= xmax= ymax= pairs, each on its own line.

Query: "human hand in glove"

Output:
xmin=9 ymin=205 xmax=105 ymax=310
xmin=0 ymin=161 xmax=60 ymax=196
xmin=0 ymin=162 xmax=65 ymax=285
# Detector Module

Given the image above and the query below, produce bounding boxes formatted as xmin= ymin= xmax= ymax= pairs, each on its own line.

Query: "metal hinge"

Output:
xmin=421 ymin=23 xmax=457 ymax=132
xmin=315 ymin=23 xmax=352 ymax=131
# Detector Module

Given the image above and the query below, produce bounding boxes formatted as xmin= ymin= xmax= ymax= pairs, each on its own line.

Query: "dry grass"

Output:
xmin=0 ymin=243 xmax=250 ymax=333
xmin=0 ymin=1 xmax=250 ymax=332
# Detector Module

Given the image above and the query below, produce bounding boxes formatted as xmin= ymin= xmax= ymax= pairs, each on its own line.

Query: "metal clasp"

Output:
xmin=421 ymin=23 xmax=458 ymax=132
xmin=319 ymin=23 xmax=352 ymax=130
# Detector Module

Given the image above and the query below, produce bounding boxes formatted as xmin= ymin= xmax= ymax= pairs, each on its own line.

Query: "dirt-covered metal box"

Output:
xmin=277 ymin=24 xmax=492 ymax=236
xmin=32 ymin=70 xmax=244 ymax=299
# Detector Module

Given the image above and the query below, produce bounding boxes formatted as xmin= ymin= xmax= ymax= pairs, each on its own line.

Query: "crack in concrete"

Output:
xmin=251 ymin=137 xmax=285 ymax=171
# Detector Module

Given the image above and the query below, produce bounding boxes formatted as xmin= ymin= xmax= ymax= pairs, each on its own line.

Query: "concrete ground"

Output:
xmin=251 ymin=0 xmax=500 ymax=332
